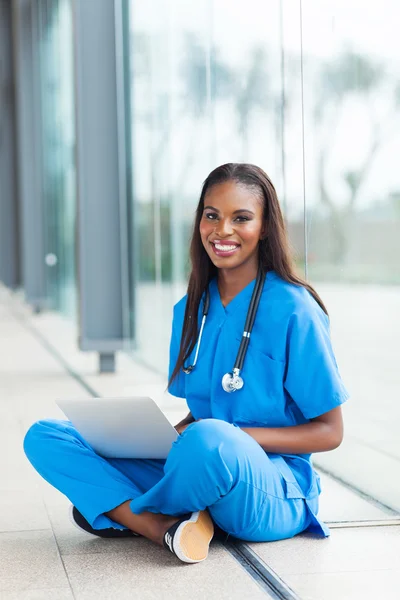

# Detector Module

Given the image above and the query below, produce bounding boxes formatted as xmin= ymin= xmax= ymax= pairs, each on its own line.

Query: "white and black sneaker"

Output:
xmin=163 ymin=510 xmax=214 ymax=563
xmin=69 ymin=505 xmax=139 ymax=538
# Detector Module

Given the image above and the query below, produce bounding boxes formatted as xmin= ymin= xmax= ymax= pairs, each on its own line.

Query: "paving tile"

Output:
xmin=0 ymin=430 xmax=25 ymax=458
xmin=19 ymin=404 xmax=70 ymax=433
xmin=0 ymin=490 xmax=51 ymax=532
xmin=285 ymin=569 xmax=400 ymax=600
xmin=0 ymin=530 xmax=70 ymax=592
xmin=317 ymin=472 xmax=392 ymax=523
xmin=58 ymin=530 xmax=147 ymax=558
xmin=0 ymin=588 xmax=73 ymax=600
xmin=44 ymin=489 xmax=151 ymax=556
xmin=249 ymin=526 xmax=400 ymax=575
xmin=0 ymin=408 xmax=20 ymax=435
xmin=63 ymin=545 xmax=266 ymax=600
xmin=0 ymin=456 xmax=40 ymax=492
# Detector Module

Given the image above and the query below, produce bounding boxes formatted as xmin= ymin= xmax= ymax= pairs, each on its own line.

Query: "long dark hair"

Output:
xmin=168 ymin=163 xmax=328 ymax=387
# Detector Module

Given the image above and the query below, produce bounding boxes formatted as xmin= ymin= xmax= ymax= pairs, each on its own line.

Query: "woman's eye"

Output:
xmin=203 ymin=213 xmax=250 ymax=222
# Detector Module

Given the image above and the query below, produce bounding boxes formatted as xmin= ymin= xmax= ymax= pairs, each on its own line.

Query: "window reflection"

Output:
xmin=126 ymin=0 xmax=400 ymax=509
xmin=128 ymin=0 xmax=283 ymax=371
xmin=36 ymin=0 xmax=76 ymax=317
xmin=300 ymin=1 xmax=400 ymax=510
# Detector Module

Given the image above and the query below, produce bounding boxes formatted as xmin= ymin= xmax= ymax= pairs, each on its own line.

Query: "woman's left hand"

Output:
xmin=175 ymin=422 xmax=191 ymax=434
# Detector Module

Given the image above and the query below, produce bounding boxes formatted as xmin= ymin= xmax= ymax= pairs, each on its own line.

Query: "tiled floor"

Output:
xmin=250 ymin=527 xmax=400 ymax=600
xmin=1 ymin=287 xmax=399 ymax=600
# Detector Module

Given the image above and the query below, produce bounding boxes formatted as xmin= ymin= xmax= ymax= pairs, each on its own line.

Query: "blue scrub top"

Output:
xmin=168 ymin=270 xmax=349 ymax=514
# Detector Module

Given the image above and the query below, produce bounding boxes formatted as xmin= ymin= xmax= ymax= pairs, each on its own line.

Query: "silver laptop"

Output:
xmin=56 ymin=396 xmax=178 ymax=459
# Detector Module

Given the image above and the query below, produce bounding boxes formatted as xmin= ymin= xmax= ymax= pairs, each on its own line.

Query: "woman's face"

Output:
xmin=199 ymin=180 xmax=266 ymax=275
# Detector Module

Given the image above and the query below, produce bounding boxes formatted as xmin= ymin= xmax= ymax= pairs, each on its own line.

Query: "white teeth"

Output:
xmin=214 ymin=244 xmax=238 ymax=251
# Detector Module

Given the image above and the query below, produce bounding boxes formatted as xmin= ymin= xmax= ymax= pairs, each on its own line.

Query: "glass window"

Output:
xmin=300 ymin=0 xmax=400 ymax=511
xmin=127 ymin=0 xmax=284 ymax=371
xmin=36 ymin=0 xmax=77 ymax=318
xmin=126 ymin=0 xmax=400 ymax=512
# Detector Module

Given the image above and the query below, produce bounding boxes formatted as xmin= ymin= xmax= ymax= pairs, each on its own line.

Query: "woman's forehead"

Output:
xmin=204 ymin=181 xmax=263 ymax=211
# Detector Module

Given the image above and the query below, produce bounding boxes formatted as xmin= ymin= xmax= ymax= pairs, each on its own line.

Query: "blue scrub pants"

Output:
xmin=24 ymin=418 xmax=314 ymax=542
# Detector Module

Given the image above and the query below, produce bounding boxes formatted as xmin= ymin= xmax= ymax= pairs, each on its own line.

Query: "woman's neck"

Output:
xmin=217 ymin=262 xmax=259 ymax=306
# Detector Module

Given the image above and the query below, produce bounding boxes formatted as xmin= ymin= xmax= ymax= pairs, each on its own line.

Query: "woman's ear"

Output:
xmin=260 ymin=226 xmax=267 ymax=240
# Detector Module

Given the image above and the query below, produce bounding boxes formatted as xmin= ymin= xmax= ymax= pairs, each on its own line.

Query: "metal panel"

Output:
xmin=73 ymin=0 xmax=124 ymax=367
xmin=12 ymin=0 xmax=46 ymax=309
xmin=0 ymin=0 xmax=20 ymax=289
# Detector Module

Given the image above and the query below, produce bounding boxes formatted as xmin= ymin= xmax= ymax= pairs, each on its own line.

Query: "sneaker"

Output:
xmin=69 ymin=505 xmax=139 ymax=538
xmin=163 ymin=510 xmax=214 ymax=563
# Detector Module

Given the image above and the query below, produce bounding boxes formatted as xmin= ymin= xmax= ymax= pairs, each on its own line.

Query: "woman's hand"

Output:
xmin=174 ymin=411 xmax=196 ymax=435
xmin=174 ymin=412 xmax=202 ymax=435
xmin=175 ymin=422 xmax=191 ymax=435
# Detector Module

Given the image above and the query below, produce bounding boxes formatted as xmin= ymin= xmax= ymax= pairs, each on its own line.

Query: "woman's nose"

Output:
xmin=216 ymin=219 xmax=234 ymax=237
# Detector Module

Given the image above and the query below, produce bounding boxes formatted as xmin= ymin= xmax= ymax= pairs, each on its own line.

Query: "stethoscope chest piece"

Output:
xmin=222 ymin=371 xmax=244 ymax=393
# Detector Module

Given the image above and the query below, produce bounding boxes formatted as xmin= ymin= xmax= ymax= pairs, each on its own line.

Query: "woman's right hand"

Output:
xmin=175 ymin=422 xmax=191 ymax=435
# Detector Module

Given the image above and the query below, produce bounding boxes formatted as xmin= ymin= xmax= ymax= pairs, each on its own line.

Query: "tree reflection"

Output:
xmin=130 ymin=26 xmax=400 ymax=281
xmin=312 ymin=51 xmax=400 ymax=267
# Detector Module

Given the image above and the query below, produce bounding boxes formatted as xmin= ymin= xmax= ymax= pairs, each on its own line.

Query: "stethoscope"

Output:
xmin=183 ymin=269 xmax=266 ymax=393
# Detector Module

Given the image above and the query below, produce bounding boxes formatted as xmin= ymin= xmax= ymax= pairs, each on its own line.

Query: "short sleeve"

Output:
xmin=167 ymin=307 xmax=186 ymax=399
xmin=284 ymin=303 xmax=349 ymax=420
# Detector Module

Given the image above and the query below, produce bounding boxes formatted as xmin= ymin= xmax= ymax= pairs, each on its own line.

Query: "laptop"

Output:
xmin=56 ymin=396 xmax=179 ymax=459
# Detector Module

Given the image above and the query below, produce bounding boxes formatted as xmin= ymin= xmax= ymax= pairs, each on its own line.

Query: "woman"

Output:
xmin=24 ymin=163 xmax=348 ymax=564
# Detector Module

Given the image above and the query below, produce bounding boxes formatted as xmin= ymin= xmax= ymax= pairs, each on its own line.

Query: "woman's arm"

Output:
xmin=241 ymin=406 xmax=343 ymax=454
xmin=174 ymin=411 xmax=196 ymax=434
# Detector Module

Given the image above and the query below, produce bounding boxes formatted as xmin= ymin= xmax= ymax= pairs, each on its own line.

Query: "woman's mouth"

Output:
xmin=210 ymin=241 xmax=241 ymax=257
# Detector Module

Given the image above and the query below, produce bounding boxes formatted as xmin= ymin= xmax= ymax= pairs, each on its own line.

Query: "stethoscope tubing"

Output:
xmin=234 ymin=269 xmax=265 ymax=371
xmin=183 ymin=269 xmax=265 ymax=380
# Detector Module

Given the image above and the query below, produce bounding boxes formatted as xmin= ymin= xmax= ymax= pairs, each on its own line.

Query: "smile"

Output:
xmin=210 ymin=241 xmax=241 ymax=257
xmin=214 ymin=243 xmax=238 ymax=251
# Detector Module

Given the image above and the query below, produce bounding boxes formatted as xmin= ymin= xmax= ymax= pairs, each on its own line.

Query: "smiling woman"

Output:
xmin=24 ymin=163 xmax=349 ymax=565
xmin=163 ymin=162 xmax=348 ymax=547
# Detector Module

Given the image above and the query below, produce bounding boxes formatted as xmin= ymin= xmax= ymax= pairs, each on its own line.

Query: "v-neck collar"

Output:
xmin=209 ymin=274 xmax=258 ymax=316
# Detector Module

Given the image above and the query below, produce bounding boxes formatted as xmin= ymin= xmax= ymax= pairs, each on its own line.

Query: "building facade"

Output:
xmin=1 ymin=0 xmax=400 ymax=510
